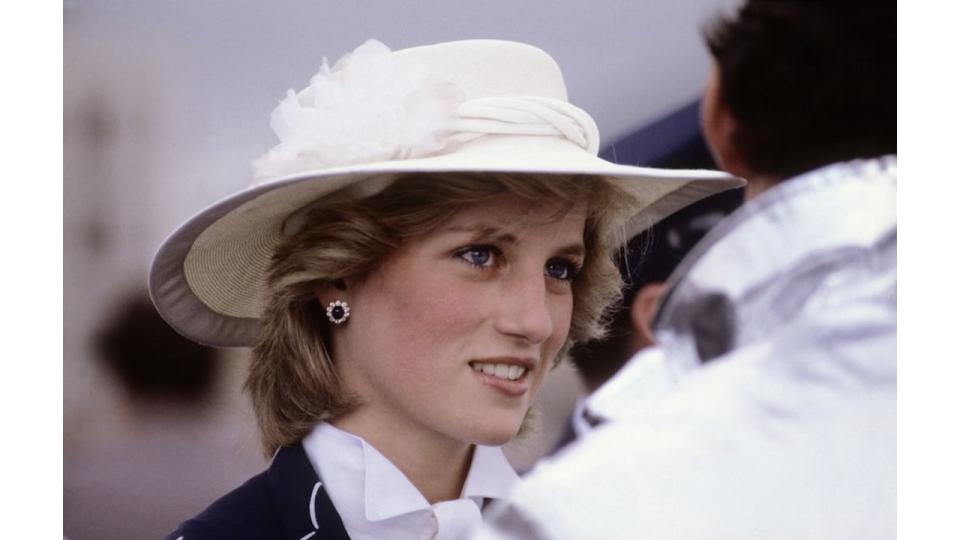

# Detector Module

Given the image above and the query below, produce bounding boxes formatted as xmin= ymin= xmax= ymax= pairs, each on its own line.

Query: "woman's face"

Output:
xmin=328 ymin=194 xmax=586 ymax=447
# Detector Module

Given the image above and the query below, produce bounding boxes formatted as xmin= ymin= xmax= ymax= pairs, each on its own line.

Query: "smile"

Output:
xmin=469 ymin=362 xmax=528 ymax=381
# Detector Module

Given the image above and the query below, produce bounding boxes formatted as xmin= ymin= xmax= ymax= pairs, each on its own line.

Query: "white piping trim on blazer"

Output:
xmin=309 ymin=481 xmax=322 ymax=529
xmin=297 ymin=480 xmax=323 ymax=540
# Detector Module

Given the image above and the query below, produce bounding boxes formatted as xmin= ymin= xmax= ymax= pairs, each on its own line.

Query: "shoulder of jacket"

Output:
xmin=165 ymin=470 xmax=284 ymax=539
xmin=164 ymin=516 xmax=232 ymax=540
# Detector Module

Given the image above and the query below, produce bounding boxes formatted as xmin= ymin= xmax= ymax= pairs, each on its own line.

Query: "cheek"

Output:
xmin=528 ymin=294 xmax=574 ymax=395
xmin=548 ymin=294 xmax=574 ymax=351
xmin=373 ymin=270 xmax=488 ymax=366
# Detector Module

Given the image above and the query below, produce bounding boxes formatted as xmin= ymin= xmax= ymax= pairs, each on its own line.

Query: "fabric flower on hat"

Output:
xmin=252 ymin=39 xmax=465 ymax=183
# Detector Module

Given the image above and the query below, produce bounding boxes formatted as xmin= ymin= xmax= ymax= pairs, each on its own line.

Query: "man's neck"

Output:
xmin=744 ymin=175 xmax=780 ymax=200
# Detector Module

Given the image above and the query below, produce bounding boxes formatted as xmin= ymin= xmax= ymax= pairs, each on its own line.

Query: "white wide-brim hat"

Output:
xmin=150 ymin=39 xmax=743 ymax=347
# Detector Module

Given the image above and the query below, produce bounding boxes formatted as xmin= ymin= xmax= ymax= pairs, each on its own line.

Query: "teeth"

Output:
xmin=471 ymin=362 xmax=527 ymax=381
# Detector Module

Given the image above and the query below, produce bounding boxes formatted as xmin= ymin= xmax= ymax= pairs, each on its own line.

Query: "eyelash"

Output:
xmin=455 ymin=244 xmax=582 ymax=283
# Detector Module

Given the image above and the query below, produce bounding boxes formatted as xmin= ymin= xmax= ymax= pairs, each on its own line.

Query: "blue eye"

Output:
xmin=458 ymin=245 xmax=497 ymax=268
xmin=545 ymin=258 xmax=579 ymax=282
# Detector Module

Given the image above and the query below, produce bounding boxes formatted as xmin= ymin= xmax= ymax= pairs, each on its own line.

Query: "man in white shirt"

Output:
xmin=475 ymin=1 xmax=896 ymax=538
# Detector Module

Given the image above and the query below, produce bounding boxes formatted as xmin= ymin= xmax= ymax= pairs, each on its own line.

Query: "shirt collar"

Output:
xmin=460 ymin=443 xmax=519 ymax=503
xmin=302 ymin=422 xmax=518 ymax=525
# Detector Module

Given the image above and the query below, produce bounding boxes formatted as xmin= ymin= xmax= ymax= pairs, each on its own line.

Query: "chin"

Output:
xmin=462 ymin=414 xmax=528 ymax=447
xmin=474 ymin=431 xmax=515 ymax=447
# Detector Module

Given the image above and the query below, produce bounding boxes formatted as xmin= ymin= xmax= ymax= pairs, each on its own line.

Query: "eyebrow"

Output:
xmin=444 ymin=224 xmax=516 ymax=243
xmin=443 ymin=223 xmax=586 ymax=258
xmin=555 ymin=243 xmax=586 ymax=259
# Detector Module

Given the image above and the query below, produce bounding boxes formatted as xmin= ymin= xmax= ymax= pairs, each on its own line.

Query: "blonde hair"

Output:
xmin=247 ymin=172 xmax=635 ymax=455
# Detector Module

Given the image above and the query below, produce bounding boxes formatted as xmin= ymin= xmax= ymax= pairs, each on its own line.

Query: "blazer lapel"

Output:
xmin=267 ymin=443 xmax=351 ymax=540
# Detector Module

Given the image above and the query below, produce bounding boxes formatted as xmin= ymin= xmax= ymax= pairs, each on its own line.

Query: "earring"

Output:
xmin=326 ymin=300 xmax=351 ymax=325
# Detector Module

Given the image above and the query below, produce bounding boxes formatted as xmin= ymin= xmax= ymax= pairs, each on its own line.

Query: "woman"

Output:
xmin=151 ymin=39 xmax=740 ymax=539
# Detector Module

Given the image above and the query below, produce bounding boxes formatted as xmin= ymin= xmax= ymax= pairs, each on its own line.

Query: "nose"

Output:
xmin=494 ymin=268 xmax=554 ymax=345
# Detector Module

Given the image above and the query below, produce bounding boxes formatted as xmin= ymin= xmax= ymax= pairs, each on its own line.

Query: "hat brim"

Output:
xmin=150 ymin=135 xmax=743 ymax=347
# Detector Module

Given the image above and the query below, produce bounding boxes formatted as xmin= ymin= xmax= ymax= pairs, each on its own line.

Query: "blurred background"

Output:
xmin=63 ymin=1 xmax=739 ymax=538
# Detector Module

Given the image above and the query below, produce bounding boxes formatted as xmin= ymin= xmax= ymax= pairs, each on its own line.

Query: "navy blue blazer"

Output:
xmin=165 ymin=443 xmax=350 ymax=540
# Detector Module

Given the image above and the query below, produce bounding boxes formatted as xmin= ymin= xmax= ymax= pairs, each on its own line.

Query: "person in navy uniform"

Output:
xmin=150 ymin=38 xmax=741 ymax=539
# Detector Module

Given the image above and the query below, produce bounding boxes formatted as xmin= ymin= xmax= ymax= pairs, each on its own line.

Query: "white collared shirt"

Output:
xmin=302 ymin=422 xmax=518 ymax=540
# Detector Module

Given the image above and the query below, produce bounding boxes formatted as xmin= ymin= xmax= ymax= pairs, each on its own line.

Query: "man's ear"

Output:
xmin=701 ymin=64 xmax=751 ymax=181
xmin=630 ymin=283 xmax=666 ymax=349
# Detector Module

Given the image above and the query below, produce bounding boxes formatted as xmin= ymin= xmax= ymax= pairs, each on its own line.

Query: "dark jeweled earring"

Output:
xmin=326 ymin=300 xmax=351 ymax=325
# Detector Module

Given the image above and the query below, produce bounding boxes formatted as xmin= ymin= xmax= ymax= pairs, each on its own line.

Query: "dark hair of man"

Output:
xmin=703 ymin=1 xmax=895 ymax=180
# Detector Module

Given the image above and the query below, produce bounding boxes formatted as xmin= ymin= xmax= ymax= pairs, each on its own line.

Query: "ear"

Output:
xmin=630 ymin=283 xmax=666 ymax=349
xmin=313 ymin=279 xmax=348 ymax=307
xmin=701 ymin=64 xmax=752 ymax=180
